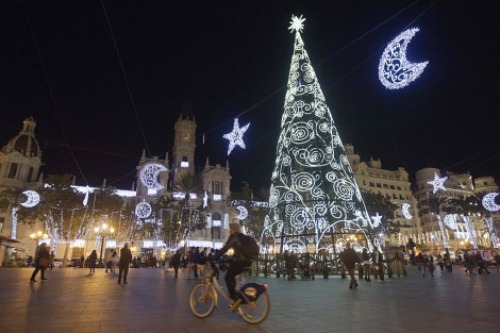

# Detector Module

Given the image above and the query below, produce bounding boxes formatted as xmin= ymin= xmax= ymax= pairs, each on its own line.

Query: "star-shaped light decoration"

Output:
xmin=288 ymin=14 xmax=306 ymax=34
xmin=370 ymin=212 xmax=383 ymax=228
xmin=427 ymin=172 xmax=448 ymax=194
xmin=223 ymin=118 xmax=250 ymax=155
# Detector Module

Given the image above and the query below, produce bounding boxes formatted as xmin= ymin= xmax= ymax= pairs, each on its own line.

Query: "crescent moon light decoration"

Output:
xmin=235 ymin=206 xmax=249 ymax=220
xmin=223 ymin=118 xmax=250 ymax=156
xmin=378 ymin=27 xmax=429 ymax=89
xmin=444 ymin=214 xmax=458 ymax=230
xmin=135 ymin=201 xmax=152 ymax=219
xmin=401 ymin=203 xmax=413 ymax=220
xmin=482 ymin=192 xmax=500 ymax=212
xmin=140 ymin=162 xmax=168 ymax=190
xmin=19 ymin=190 xmax=40 ymax=208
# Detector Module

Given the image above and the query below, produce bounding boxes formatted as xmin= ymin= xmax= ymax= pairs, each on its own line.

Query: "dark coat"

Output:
xmin=35 ymin=246 xmax=50 ymax=267
xmin=342 ymin=248 xmax=359 ymax=269
xmin=89 ymin=251 xmax=98 ymax=267
xmin=119 ymin=247 xmax=132 ymax=268
xmin=216 ymin=232 xmax=248 ymax=263
xmin=170 ymin=252 xmax=181 ymax=267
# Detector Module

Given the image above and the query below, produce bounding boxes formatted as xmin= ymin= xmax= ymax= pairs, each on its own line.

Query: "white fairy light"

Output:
xmin=370 ymin=213 xmax=382 ymax=228
xmin=135 ymin=201 xmax=152 ymax=219
xmin=203 ymin=190 xmax=208 ymax=209
xmin=288 ymin=15 xmax=305 ymax=34
xmin=443 ymin=214 xmax=458 ymax=230
xmin=378 ymin=27 xmax=429 ymax=89
xmin=427 ymin=172 xmax=447 ymax=194
xmin=236 ymin=206 xmax=248 ymax=220
xmin=482 ymin=192 xmax=500 ymax=212
xmin=139 ymin=162 xmax=168 ymax=190
xmin=262 ymin=15 xmax=374 ymax=252
xmin=19 ymin=190 xmax=40 ymax=208
xmin=401 ymin=203 xmax=413 ymax=220
xmin=223 ymin=118 xmax=250 ymax=155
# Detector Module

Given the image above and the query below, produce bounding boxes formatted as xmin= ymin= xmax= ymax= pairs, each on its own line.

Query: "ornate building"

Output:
xmin=0 ymin=109 xmax=234 ymax=266
xmin=345 ymin=144 xmax=420 ymax=248
xmin=0 ymin=117 xmax=43 ymax=265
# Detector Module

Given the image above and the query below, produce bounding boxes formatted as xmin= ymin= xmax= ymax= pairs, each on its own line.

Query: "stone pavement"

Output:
xmin=0 ymin=265 xmax=499 ymax=333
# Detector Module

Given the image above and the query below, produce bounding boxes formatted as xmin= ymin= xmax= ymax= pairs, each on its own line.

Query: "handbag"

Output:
xmin=39 ymin=258 xmax=49 ymax=267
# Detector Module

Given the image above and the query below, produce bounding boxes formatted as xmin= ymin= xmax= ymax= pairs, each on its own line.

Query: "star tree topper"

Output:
xmin=223 ymin=118 xmax=250 ymax=155
xmin=427 ymin=172 xmax=448 ymax=194
xmin=288 ymin=14 xmax=306 ymax=33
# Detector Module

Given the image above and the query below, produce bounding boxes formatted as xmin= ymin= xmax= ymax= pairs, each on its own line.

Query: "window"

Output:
xmin=8 ymin=163 xmax=18 ymax=178
xmin=211 ymin=212 xmax=222 ymax=239
xmin=212 ymin=181 xmax=223 ymax=195
xmin=181 ymin=156 xmax=189 ymax=168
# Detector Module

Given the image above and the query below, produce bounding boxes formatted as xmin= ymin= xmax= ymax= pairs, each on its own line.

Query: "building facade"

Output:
xmin=0 ymin=109 xmax=235 ymax=266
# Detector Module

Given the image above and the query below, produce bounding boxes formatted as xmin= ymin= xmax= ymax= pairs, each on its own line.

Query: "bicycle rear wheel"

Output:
xmin=189 ymin=283 xmax=216 ymax=318
xmin=238 ymin=292 xmax=270 ymax=324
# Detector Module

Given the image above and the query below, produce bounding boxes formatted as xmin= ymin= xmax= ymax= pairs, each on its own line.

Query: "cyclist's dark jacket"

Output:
xmin=216 ymin=232 xmax=249 ymax=263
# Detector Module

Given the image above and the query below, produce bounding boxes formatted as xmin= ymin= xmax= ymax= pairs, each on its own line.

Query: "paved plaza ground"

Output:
xmin=0 ymin=265 xmax=499 ymax=333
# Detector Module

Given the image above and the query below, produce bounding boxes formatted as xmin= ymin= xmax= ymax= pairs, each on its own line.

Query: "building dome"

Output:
xmin=2 ymin=117 xmax=41 ymax=158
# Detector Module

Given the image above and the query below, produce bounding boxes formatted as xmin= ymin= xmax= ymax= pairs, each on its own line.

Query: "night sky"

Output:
xmin=1 ymin=1 xmax=499 ymax=193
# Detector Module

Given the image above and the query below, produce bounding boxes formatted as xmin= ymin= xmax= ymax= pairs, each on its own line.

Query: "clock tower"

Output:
xmin=172 ymin=101 xmax=196 ymax=182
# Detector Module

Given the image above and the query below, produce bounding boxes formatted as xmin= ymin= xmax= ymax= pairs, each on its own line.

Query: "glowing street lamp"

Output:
xmin=94 ymin=223 xmax=115 ymax=267
xmin=30 ymin=230 xmax=48 ymax=246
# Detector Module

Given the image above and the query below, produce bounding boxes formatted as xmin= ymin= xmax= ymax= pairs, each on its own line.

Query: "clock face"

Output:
xmin=182 ymin=132 xmax=190 ymax=141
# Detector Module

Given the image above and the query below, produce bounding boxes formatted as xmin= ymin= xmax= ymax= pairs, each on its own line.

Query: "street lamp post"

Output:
xmin=94 ymin=224 xmax=115 ymax=267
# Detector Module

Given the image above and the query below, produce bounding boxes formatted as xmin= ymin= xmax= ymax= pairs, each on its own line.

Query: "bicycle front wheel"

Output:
xmin=238 ymin=292 xmax=270 ymax=324
xmin=189 ymin=283 xmax=216 ymax=318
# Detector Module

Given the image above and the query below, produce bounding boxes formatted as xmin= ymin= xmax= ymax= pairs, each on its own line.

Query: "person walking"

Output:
xmin=170 ymin=250 xmax=182 ymax=279
xmin=443 ymin=248 xmax=453 ymax=272
xmin=48 ymin=251 xmax=55 ymax=270
xmin=118 ymin=243 xmax=133 ymax=284
xmin=88 ymin=250 xmax=98 ymax=274
xmin=341 ymin=243 xmax=360 ymax=289
xmin=427 ymin=254 xmax=435 ymax=277
xmin=436 ymin=253 xmax=444 ymax=271
xmin=30 ymin=243 xmax=50 ymax=283
xmin=493 ymin=251 xmax=500 ymax=273
xmin=475 ymin=251 xmax=490 ymax=275
xmin=416 ymin=252 xmax=427 ymax=277
xmin=372 ymin=248 xmax=385 ymax=281
xmin=361 ymin=248 xmax=371 ymax=281
xmin=106 ymin=251 xmax=118 ymax=274
xmin=284 ymin=250 xmax=297 ymax=280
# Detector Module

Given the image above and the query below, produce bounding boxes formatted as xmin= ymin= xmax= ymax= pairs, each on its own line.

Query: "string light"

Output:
xmin=378 ymin=27 xmax=428 ymax=89
xmin=223 ymin=118 xmax=250 ymax=155
xmin=139 ymin=162 xmax=168 ymax=190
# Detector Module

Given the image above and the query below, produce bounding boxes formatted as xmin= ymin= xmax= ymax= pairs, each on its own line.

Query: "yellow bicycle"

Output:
xmin=188 ymin=261 xmax=270 ymax=324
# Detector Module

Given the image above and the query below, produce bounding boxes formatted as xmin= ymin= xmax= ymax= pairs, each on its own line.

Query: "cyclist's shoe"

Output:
xmin=228 ymin=298 xmax=241 ymax=312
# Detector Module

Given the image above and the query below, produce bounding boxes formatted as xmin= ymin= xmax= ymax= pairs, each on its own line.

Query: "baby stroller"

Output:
xmin=298 ymin=262 xmax=313 ymax=280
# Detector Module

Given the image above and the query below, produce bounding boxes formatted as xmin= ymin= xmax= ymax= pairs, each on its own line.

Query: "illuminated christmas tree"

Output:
xmin=262 ymin=16 xmax=377 ymax=253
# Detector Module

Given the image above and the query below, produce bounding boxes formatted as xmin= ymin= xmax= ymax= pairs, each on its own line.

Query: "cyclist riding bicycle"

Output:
xmin=214 ymin=221 xmax=252 ymax=301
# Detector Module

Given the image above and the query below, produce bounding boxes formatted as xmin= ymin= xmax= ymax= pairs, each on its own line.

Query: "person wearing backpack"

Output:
xmin=214 ymin=221 xmax=253 ymax=302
